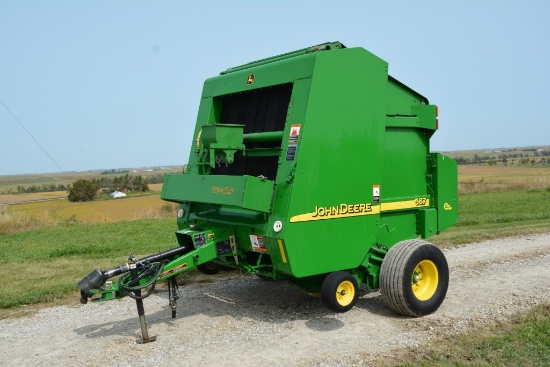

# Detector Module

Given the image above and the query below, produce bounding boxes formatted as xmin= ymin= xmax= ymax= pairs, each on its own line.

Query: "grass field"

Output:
xmin=458 ymin=165 xmax=550 ymax=193
xmin=379 ymin=304 xmax=550 ymax=367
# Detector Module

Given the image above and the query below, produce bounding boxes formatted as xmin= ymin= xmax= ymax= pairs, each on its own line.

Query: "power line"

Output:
xmin=0 ymin=98 xmax=65 ymax=173
xmin=1 ymin=98 xmax=110 ymax=220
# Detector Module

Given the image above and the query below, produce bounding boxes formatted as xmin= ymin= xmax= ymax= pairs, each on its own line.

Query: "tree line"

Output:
xmin=11 ymin=183 xmax=70 ymax=194
xmin=68 ymin=174 xmax=150 ymax=202
xmin=454 ymin=152 xmax=549 ymax=166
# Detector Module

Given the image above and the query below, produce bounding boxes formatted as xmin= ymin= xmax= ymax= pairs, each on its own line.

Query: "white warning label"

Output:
xmin=249 ymin=234 xmax=267 ymax=253
xmin=288 ymin=124 xmax=301 ymax=143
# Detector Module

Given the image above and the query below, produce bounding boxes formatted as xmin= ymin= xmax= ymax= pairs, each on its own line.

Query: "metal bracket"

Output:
xmin=229 ymin=235 xmax=239 ymax=265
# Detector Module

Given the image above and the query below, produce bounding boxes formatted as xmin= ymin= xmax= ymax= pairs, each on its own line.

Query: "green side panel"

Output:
xmin=385 ymin=76 xmax=429 ymax=115
xmin=416 ymin=208 xmax=438 ymax=239
xmin=428 ymin=153 xmax=458 ymax=232
xmin=283 ymin=47 xmax=388 ymax=278
xmin=385 ymin=116 xmax=420 ymax=128
xmin=161 ymin=174 xmax=274 ymax=213
xmin=377 ymin=211 xmax=418 ymax=246
xmin=381 ymin=127 xmax=429 ymax=200
xmin=385 ymin=105 xmax=437 ymax=131
xmin=411 ymin=105 xmax=437 ymax=131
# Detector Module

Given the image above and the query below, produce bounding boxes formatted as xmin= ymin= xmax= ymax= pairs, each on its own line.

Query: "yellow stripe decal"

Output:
xmin=289 ymin=198 xmax=429 ymax=223
xmin=278 ymin=239 xmax=288 ymax=263
xmin=381 ymin=198 xmax=430 ymax=211
xmin=290 ymin=205 xmax=381 ymax=223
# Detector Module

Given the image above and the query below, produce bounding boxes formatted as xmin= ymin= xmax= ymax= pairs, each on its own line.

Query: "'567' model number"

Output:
xmin=414 ymin=198 xmax=428 ymax=206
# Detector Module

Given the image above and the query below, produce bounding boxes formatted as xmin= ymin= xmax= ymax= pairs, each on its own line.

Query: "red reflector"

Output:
xmin=436 ymin=118 xmax=439 ymax=130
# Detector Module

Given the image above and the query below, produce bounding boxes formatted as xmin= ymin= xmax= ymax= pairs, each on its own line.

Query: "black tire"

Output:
xmin=196 ymin=262 xmax=219 ymax=275
xmin=380 ymin=239 xmax=449 ymax=317
xmin=321 ymin=271 xmax=359 ymax=313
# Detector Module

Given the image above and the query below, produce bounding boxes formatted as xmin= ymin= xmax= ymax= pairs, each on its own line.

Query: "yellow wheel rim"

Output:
xmin=411 ymin=260 xmax=439 ymax=301
xmin=336 ymin=280 xmax=355 ymax=306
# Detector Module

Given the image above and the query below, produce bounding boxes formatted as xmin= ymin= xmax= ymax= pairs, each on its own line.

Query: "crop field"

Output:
xmin=0 ymin=191 xmax=68 ymax=204
xmin=9 ymin=195 xmax=174 ymax=222
xmin=458 ymin=165 xmax=550 ymax=193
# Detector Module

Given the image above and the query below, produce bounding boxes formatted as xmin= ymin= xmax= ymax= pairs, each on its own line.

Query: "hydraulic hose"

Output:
xmin=118 ymin=260 xmax=169 ymax=300
xmin=78 ymin=244 xmax=192 ymax=303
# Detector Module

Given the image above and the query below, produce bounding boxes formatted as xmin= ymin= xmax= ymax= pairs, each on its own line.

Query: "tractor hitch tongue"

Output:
xmin=77 ymin=41 xmax=458 ymax=339
xmin=77 ymin=245 xmax=193 ymax=343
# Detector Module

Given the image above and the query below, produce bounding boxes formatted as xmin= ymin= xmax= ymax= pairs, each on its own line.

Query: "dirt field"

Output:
xmin=1 ymin=233 xmax=549 ymax=367
xmin=0 ymin=191 xmax=68 ymax=205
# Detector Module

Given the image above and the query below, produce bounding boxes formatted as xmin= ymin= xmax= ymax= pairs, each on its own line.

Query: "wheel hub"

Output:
xmin=411 ymin=260 xmax=439 ymax=301
xmin=336 ymin=281 xmax=355 ymax=306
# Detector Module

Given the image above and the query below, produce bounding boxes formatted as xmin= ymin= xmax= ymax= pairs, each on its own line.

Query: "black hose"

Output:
xmin=118 ymin=260 xmax=169 ymax=300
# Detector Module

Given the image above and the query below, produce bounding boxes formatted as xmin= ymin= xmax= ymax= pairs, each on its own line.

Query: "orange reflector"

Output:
xmin=436 ymin=106 xmax=439 ymax=117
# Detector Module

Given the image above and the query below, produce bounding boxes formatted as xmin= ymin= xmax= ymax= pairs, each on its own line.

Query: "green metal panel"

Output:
xmin=428 ymin=153 xmax=458 ymax=232
xmin=201 ymin=124 xmax=244 ymax=146
xmin=282 ymin=47 xmax=388 ymax=277
xmin=411 ymin=105 xmax=437 ymax=131
xmin=416 ymin=208 xmax=438 ymax=238
xmin=381 ymin=126 xmax=429 ymax=201
xmin=161 ymin=174 xmax=274 ymax=213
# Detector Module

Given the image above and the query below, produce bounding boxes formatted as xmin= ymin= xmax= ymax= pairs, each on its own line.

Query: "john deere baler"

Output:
xmin=78 ymin=42 xmax=457 ymax=339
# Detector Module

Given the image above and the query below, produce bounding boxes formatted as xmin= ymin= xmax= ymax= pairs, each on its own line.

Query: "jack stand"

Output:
xmin=168 ymin=277 xmax=179 ymax=319
xmin=130 ymin=264 xmax=157 ymax=344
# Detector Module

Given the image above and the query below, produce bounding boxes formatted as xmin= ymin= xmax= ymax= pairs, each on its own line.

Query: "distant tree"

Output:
xmin=68 ymin=179 xmax=99 ymax=202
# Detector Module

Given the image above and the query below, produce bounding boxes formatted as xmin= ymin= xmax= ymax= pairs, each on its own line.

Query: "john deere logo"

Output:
xmin=246 ymin=74 xmax=255 ymax=85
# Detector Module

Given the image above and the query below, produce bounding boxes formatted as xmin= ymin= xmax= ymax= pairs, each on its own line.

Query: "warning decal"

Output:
xmin=249 ymin=234 xmax=267 ymax=253
xmin=288 ymin=124 xmax=301 ymax=143
xmin=286 ymin=145 xmax=297 ymax=161
xmin=373 ymin=184 xmax=380 ymax=204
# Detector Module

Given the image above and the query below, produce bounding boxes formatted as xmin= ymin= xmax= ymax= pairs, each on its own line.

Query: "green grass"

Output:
xmin=431 ymin=189 xmax=550 ymax=246
xmin=378 ymin=304 xmax=550 ymax=367
xmin=0 ymin=219 xmax=178 ymax=307
xmin=1 ymin=188 xmax=548 ymax=308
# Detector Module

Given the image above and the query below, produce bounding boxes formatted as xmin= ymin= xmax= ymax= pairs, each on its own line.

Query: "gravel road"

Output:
xmin=1 ymin=233 xmax=549 ymax=367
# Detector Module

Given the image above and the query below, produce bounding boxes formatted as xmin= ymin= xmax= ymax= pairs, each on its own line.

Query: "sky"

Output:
xmin=1 ymin=1 xmax=549 ymax=175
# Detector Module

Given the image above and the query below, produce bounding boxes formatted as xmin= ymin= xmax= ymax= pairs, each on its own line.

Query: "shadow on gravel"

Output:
xmin=354 ymin=289 xmax=406 ymax=319
xmin=74 ymin=275 xmax=406 ymax=338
